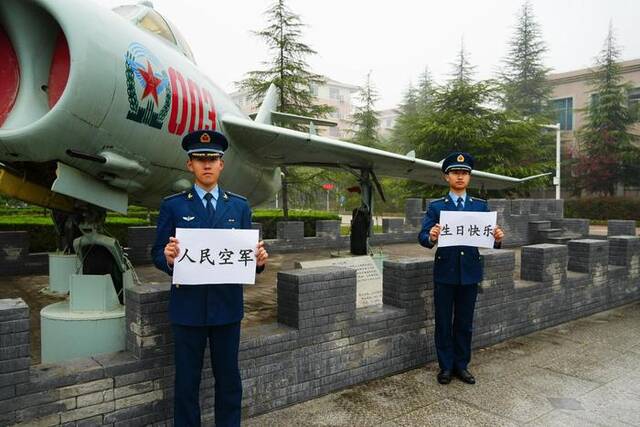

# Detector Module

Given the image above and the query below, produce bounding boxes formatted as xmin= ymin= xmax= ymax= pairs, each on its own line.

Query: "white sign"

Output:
xmin=438 ymin=211 xmax=497 ymax=248
xmin=297 ymin=256 xmax=382 ymax=308
xmin=173 ymin=228 xmax=259 ymax=285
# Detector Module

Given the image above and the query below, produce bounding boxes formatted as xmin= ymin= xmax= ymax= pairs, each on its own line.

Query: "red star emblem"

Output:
xmin=138 ymin=61 xmax=161 ymax=106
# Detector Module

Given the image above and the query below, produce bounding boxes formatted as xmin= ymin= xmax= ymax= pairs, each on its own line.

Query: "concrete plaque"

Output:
xmin=298 ymin=256 xmax=382 ymax=308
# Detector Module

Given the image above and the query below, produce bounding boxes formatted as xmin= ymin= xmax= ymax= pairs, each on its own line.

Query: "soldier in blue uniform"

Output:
xmin=152 ymin=129 xmax=268 ymax=427
xmin=418 ymin=152 xmax=504 ymax=385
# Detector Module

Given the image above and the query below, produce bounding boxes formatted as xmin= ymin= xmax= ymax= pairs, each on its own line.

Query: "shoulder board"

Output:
xmin=224 ymin=191 xmax=247 ymax=201
xmin=429 ymin=197 xmax=447 ymax=205
xmin=163 ymin=191 xmax=187 ymax=201
xmin=470 ymin=197 xmax=486 ymax=202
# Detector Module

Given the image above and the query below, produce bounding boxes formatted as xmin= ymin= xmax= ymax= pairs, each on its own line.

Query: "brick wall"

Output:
xmin=608 ymin=220 xmax=637 ymax=236
xmin=0 ymin=199 xmax=589 ymax=276
xmin=2 ymin=234 xmax=639 ymax=425
xmin=0 ymin=232 xmax=48 ymax=276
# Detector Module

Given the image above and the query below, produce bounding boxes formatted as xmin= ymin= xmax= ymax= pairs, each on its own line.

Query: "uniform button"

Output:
xmin=176 ymin=284 xmax=180 ymax=288
xmin=460 ymin=251 xmax=464 ymax=255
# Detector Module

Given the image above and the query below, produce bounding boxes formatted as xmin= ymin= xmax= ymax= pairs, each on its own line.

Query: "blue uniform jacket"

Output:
xmin=151 ymin=186 xmax=258 ymax=326
xmin=418 ymin=194 xmax=499 ymax=285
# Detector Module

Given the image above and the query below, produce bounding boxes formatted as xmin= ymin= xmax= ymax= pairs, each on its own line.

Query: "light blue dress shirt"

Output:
xmin=194 ymin=184 xmax=219 ymax=210
xmin=449 ymin=191 xmax=467 ymax=209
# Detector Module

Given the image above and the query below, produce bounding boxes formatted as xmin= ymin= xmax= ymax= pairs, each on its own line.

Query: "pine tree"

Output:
xmin=409 ymin=46 xmax=552 ymax=197
xmin=451 ymin=39 xmax=476 ymax=84
xmin=400 ymin=83 xmax=419 ymax=117
xmin=390 ymin=67 xmax=437 ymax=156
xmin=576 ymin=24 xmax=640 ymax=195
xmin=350 ymin=72 xmax=381 ymax=148
xmin=390 ymin=83 xmax=420 ymax=154
xmin=416 ymin=67 xmax=436 ymax=112
xmin=237 ymin=0 xmax=334 ymax=216
xmin=236 ymin=0 xmax=332 ymax=122
xmin=500 ymin=1 xmax=551 ymax=117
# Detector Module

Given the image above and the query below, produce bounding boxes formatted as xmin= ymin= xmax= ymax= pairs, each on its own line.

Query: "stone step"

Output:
xmin=545 ymin=236 xmax=573 ymax=245
xmin=528 ymin=220 xmax=552 ymax=232
xmin=538 ymin=228 xmax=563 ymax=238
xmin=545 ymin=233 xmax=584 ymax=245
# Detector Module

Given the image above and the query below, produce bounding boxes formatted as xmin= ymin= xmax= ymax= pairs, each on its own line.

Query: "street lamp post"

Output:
xmin=541 ymin=123 xmax=562 ymax=200
xmin=322 ymin=183 xmax=334 ymax=211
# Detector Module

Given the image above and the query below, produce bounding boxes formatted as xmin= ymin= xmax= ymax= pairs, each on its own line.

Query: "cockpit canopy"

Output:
xmin=112 ymin=3 xmax=196 ymax=63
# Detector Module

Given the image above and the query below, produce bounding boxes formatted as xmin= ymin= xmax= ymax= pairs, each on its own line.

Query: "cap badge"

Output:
xmin=457 ymin=154 xmax=465 ymax=162
xmin=200 ymin=133 xmax=211 ymax=143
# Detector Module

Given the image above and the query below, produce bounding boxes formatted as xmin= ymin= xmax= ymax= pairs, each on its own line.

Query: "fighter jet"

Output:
xmin=0 ymin=0 xmax=547 ymax=245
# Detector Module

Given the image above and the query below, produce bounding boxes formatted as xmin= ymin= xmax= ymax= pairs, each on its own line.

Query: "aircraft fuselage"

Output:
xmin=0 ymin=0 xmax=281 ymax=211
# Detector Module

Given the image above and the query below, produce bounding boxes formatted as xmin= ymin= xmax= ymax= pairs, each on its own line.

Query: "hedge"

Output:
xmin=564 ymin=197 xmax=640 ymax=223
xmin=252 ymin=209 xmax=340 ymax=239
xmin=0 ymin=216 xmax=149 ymax=253
xmin=0 ymin=209 xmax=341 ymax=252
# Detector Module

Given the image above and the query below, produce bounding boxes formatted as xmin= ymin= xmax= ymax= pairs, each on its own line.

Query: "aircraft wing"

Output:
xmin=221 ymin=115 xmax=550 ymax=190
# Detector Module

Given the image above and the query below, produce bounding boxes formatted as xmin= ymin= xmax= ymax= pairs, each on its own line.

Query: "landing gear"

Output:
xmin=349 ymin=169 xmax=385 ymax=256
xmin=52 ymin=208 xmax=130 ymax=304
xmin=350 ymin=206 xmax=370 ymax=255
xmin=42 ymin=207 xmax=133 ymax=363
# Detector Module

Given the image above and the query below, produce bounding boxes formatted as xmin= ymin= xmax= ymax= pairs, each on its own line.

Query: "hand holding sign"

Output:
xmin=429 ymin=224 xmax=442 ymax=242
xmin=438 ymin=211 xmax=498 ymax=248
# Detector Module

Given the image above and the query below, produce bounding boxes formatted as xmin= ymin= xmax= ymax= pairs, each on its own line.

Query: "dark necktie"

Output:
xmin=204 ymin=193 xmax=215 ymax=220
xmin=456 ymin=197 xmax=464 ymax=211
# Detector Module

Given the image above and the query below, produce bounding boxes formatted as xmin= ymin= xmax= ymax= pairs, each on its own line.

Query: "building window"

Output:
xmin=552 ymin=97 xmax=573 ymax=130
xmin=329 ymin=87 xmax=339 ymax=100
xmin=309 ymin=83 xmax=318 ymax=97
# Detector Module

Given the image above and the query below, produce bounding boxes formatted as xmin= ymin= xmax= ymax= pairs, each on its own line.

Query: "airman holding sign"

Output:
xmin=151 ymin=130 xmax=268 ymax=427
xmin=418 ymin=152 xmax=504 ymax=386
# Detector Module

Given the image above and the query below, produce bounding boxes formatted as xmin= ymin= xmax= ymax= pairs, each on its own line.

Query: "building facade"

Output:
xmin=548 ymin=58 xmax=640 ymax=150
xmin=548 ymin=58 xmax=640 ymax=196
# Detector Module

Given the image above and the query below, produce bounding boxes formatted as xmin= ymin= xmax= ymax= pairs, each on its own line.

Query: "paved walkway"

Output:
xmin=246 ymin=301 xmax=640 ymax=426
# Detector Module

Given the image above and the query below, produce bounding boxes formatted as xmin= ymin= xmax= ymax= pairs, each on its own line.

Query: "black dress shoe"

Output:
xmin=437 ymin=369 xmax=452 ymax=384
xmin=455 ymin=369 xmax=476 ymax=384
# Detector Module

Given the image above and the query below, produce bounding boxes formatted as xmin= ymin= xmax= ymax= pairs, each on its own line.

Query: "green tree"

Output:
xmin=237 ymin=0 xmax=334 ymax=216
xmin=390 ymin=83 xmax=419 ymax=154
xmin=416 ymin=67 xmax=436 ymax=112
xmin=236 ymin=0 xmax=332 ymax=122
xmin=390 ymin=68 xmax=437 ymax=155
xmin=408 ymin=46 xmax=552 ymax=197
xmin=500 ymin=1 xmax=551 ymax=117
xmin=576 ymin=24 xmax=640 ymax=195
xmin=350 ymin=72 xmax=381 ymax=148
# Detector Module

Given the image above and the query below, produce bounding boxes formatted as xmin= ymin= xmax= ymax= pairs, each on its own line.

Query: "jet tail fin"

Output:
xmin=254 ymin=84 xmax=279 ymax=124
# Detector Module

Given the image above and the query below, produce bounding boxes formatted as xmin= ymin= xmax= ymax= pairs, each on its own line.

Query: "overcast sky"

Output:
xmin=101 ymin=0 xmax=640 ymax=110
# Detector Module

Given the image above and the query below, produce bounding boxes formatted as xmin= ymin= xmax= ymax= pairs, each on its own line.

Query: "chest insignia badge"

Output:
xmin=182 ymin=216 xmax=195 ymax=222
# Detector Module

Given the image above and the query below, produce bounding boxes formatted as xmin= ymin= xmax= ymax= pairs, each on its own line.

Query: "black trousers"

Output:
xmin=172 ymin=322 xmax=242 ymax=427
xmin=433 ymin=282 xmax=478 ymax=372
